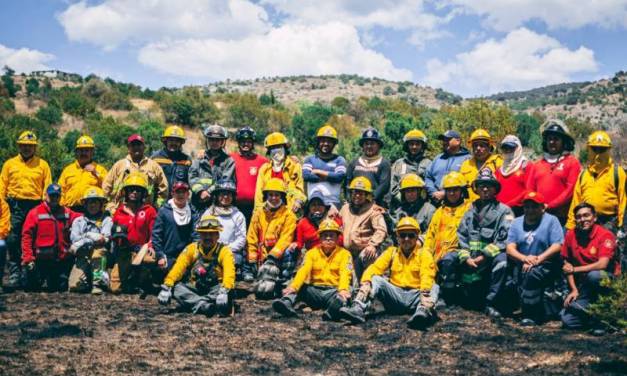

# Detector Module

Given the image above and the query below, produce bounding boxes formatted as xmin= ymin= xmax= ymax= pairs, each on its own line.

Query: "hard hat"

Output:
xmin=46 ymin=183 xmax=62 ymax=196
xmin=348 ymin=176 xmax=373 ymax=193
xmin=316 ymin=125 xmax=338 ymax=141
xmin=82 ymin=186 xmax=106 ymax=202
xmin=122 ymin=172 xmax=149 ymax=190
xmin=467 ymin=129 xmax=493 ymax=147
xmin=400 ymin=173 xmax=425 ymax=190
xmin=202 ymin=124 xmax=228 ymax=139
xmin=162 ymin=125 xmax=186 ymax=141
xmin=196 ymin=214 xmax=223 ymax=233
xmin=262 ymin=178 xmax=287 ymax=194
xmin=442 ymin=171 xmax=467 ymax=189
xmin=264 ymin=132 xmax=289 ymax=148
xmin=317 ymin=219 xmax=342 ymax=235
xmin=17 ymin=131 xmax=38 ymax=145
xmin=235 ymin=126 xmax=256 ymax=141
xmin=541 ymin=119 xmax=575 ymax=151
xmin=395 ymin=217 xmax=420 ymax=233
xmin=213 ymin=178 xmax=237 ymax=194
xmin=587 ymin=130 xmax=612 ymax=148
xmin=472 ymin=168 xmax=501 ymax=193
xmin=359 ymin=127 xmax=383 ymax=147
xmin=75 ymin=135 xmax=95 ymax=149
xmin=403 ymin=130 xmax=427 ymax=144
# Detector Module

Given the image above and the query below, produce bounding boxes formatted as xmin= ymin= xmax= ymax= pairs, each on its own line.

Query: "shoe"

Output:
xmin=339 ymin=304 xmax=366 ymax=324
xmin=242 ymin=272 xmax=255 ymax=283
xmin=435 ymin=298 xmax=447 ymax=310
xmin=272 ymin=298 xmax=297 ymax=317
xmin=520 ymin=318 xmax=537 ymax=326
xmin=590 ymin=327 xmax=606 ymax=336
xmin=485 ymin=306 xmax=502 ymax=319
xmin=192 ymin=301 xmax=215 ymax=316
xmin=407 ymin=307 xmax=431 ymax=329
xmin=91 ymin=286 xmax=103 ymax=295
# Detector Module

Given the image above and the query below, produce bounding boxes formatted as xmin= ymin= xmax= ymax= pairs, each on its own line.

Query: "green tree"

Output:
xmin=225 ymin=94 xmax=269 ymax=137
xmin=289 ymin=103 xmax=337 ymax=155
xmin=26 ymin=78 xmax=39 ymax=96
xmin=331 ymin=96 xmax=350 ymax=113
xmin=0 ymin=97 xmax=15 ymax=120
xmin=514 ymin=113 xmax=542 ymax=153
xmin=383 ymin=86 xmax=394 ymax=96
xmin=35 ymin=101 xmax=63 ymax=125
xmin=1 ymin=66 xmax=19 ymax=98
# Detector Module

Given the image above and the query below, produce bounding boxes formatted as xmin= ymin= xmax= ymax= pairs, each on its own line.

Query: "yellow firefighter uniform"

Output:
xmin=254 ymin=157 xmax=306 ymax=210
xmin=163 ymin=242 xmax=235 ymax=290
xmin=0 ymin=155 xmax=52 ymax=201
xmin=459 ymin=154 xmax=502 ymax=202
xmin=423 ymin=200 xmax=472 ymax=263
xmin=58 ymin=161 xmax=108 ymax=208
xmin=246 ymin=205 xmax=297 ymax=263
xmin=289 ymin=245 xmax=353 ymax=292
xmin=0 ymin=197 xmax=10 ymax=239
xmin=361 ymin=245 xmax=436 ymax=291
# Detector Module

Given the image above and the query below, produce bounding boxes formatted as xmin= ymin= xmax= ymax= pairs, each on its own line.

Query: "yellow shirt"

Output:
xmin=290 ymin=245 xmax=352 ymax=292
xmin=254 ymin=157 xmax=306 ymax=210
xmin=459 ymin=154 xmax=503 ymax=202
xmin=58 ymin=160 xmax=108 ymax=207
xmin=566 ymin=163 xmax=626 ymax=229
xmin=246 ymin=205 xmax=297 ymax=262
xmin=0 ymin=155 xmax=51 ymax=200
xmin=423 ymin=200 xmax=472 ymax=263
xmin=362 ymin=245 xmax=436 ymax=291
xmin=164 ymin=242 xmax=235 ymax=289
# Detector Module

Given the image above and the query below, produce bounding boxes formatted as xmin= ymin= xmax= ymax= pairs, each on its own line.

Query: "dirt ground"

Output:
xmin=0 ymin=288 xmax=625 ymax=376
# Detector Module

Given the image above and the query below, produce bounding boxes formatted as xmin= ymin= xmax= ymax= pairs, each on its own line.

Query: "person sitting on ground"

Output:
xmin=390 ymin=129 xmax=431 ymax=207
xmin=340 ymin=217 xmax=437 ymax=329
xmin=495 ymin=135 xmax=533 ymax=217
xmin=346 ymin=127 xmax=391 ymax=207
xmin=390 ymin=173 xmax=436 ymax=237
xmin=272 ymin=219 xmax=352 ymax=321
xmin=158 ymin=214 xmax=235 ymax=317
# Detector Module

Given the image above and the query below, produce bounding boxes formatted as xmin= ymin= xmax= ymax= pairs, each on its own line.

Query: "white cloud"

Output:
xmin=0 ymin=44 xmax=54 ymax=73
xmin=423 ymin=28 xmax=598 ymax=96
xmin=448 ymin=0 xmax=627 ymax=31
xmin=58 ymin=0 xmax=270 ymax=50
xmin=138 ymin=22 xmax=412 ymax=81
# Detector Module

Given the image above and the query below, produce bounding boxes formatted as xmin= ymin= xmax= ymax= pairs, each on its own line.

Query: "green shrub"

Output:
xmin=588 ymin=274 xmax=627 ymax=329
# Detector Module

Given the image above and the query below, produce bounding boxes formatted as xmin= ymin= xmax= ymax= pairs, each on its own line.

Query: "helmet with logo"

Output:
xmin=235 ymin=126 xmax=256 ymax=142
xmin=400 ymin=173 xmax=425 ymax=190
xmin=316 ymin=125 xmax=338 ymax=141
xmin=82 ymin=186 xmax=107 ymax=202
xmin=202 ymin=124 xmax=228 ymax=139
xmin=403 ymin=130 xmax=427 ymax=144
xmin=442 ymin=171 xmax=467 ymax=189
xmin=359 ymin=127 xmax=383 ymax=147
xmin=541 ymin=119 xmax=575 ymax=152
xmin=467 ymin=129 xmax=493 ymax=148
xmin=196 ymin=214 xmax=223 ymax=233
xmin=17 ymin=130 xmax=38 ymax=145
xmin=122 ymin=172 xmax=149 ymax=191
xmin=348 ymin=176 xmax=373 ymax=193
xmin=472 ymin=168 xmax=501 ymax=193
xmin=75 ymin=135 xmax=95 ymax=149
xmin=587 ymin=130 xmax=612 ymax=148
xmin=264 ymin=132 xmax=289 ymax=149
xmin=162 ymin=125 xmax=186 ymax=141
xmin=317 ymin=219 xmax=342 ymax=235
xmin=395 ymin=217 xmax=420 ymax=233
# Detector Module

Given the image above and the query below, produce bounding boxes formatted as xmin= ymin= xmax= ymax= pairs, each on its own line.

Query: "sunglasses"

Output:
xmin=398 ymin=232 xmax=417 ymax=239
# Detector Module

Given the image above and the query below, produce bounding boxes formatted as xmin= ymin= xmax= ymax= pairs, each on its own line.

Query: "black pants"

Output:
xmin=6 ymin=199 xmax=40 ymax=284
xmin=25 ymin=258 xmax=73 ymax=292
xmin=510 ymin=260 xmax=561 ymax=322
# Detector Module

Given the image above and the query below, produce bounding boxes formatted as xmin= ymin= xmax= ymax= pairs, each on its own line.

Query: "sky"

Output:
xmin=0 ymin=0 xmax=626 ymax=97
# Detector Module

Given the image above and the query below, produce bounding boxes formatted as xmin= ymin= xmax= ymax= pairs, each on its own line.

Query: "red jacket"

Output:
xmin=527 ymin=155 xmax=581 ymax=220
xmin=112 ymin=204 xmax=157 ymax=247
xmin=296 ymin=215 xmax=343 ymax=250
xmin=230 ymin=152 xmax=268 ymax=205
xmin=21 ymin=202 xmax=80 ymax=264
xmin=496 ymin=161 xmax=533 ymax=210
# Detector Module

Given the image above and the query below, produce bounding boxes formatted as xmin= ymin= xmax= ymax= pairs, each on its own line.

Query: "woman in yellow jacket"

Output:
xmin=272 ymin=219 xmax=352 ymax=321
xmin=339 ymin=217 xmax=437 ymax=329
xmin=459 ymin=129 xmax=502 ymax=202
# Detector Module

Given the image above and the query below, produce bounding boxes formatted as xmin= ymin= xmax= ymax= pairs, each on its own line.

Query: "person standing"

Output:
xmin=230 ymin=126 xmax=267 ymax=223
xmin=390 ymin=130 xmax=431 ymax=206
xmin=424 ymin=130 xmax=471 ymax=205
xmin=459 ymin=129 xmax=503 ymax=202
xmin=495 ymin=135 xmax=533 ymax=217
xmin=346 ymin=127 xmax=391 ymax=207
xmin=151 ymin=125 xmax=192 ymax=197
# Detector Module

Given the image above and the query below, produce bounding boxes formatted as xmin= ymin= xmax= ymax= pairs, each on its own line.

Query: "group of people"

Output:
xmin=0 ymin=118 xmax=624 ymax=333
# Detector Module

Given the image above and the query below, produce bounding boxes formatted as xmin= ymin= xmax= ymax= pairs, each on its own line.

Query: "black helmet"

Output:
xmin=213 ymin=178 xmax=237 ymax=194
xmin=472 ymin=168 xmax=501 ymax=194
xmin=359 ymin=127 xmax=383 ymax=147
xmin=235 ymin=126 xmax=256 ymax=142
xmin=202 ymin=124 xmax=228 ymax=139
xmin=541 ymin=119 xmax=574 ymax=152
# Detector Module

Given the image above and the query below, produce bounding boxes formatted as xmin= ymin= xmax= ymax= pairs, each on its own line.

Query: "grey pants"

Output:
xmin=284 ymin=285 xmax=346 ymax=319
xmin=370 ymin=275 xmax=440 ymax=314
xmin=173 ymin=283 xmax=222 ymax=311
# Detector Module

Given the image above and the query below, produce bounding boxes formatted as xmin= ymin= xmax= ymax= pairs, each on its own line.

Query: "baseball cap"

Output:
xmin=523 ymin=191 xmax=546 ymax=205
xmin=438 ymin=130 xmax=461 ymax=140
xmin=46 ymin=183 xmax=62 ymax=196
xmin=172 ymin=181 xmax=189 ymax=192
xmin=127 ymin=134 xmax=145 ymax=144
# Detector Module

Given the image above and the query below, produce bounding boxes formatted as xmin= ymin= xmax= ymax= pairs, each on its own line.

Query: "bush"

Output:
xmin=225 ymin=94 xmax=269 ymax=137
xmin=157 ymin=88 xmax=219 ymax=127
xmin=289 ymin=103 xmax=337 ymax=155
xmin=588 ymin=274 xmax=627 ymax=330
xmin=36 ymin=102 xmax=63 ymax=125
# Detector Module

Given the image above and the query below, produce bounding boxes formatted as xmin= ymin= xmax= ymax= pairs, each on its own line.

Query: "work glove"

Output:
xmin=617 ymin=230 xmax=626 ymax=240
xmin=158 ymin=284 xmax=172 ymax=305
xmin=215 ymin=287 xmax=230 ymax=314
xmin=420 ymin=291 xmax=435 ymax=310
xmin=25 ymin=261 xmax=36 ymax=271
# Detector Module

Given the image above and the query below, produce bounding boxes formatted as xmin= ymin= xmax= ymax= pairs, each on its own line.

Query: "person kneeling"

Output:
xmin=157 ymin=215 xmax=235 ymax=317
xmin=272 ymin=219 xmax=352 ymax=321
xmin=340 ymin=217 xmax=437 ymax=329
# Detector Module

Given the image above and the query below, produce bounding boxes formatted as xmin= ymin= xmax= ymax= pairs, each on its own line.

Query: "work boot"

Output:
xmin=519 ymin=318 xmax=537 ymax=327
xmin=192 ymin=301 xmax=215 ymax=316
xmin=91 ymin=286 xmax=103 ymax=295
xmin=485 ymin=306 xmax=502 ymax=319
xmin=407 ymin=306 xmax=431 ymax=329
xmin=339 ymin=302 xmax=366 ymax=324
xmin=272 ymin=298 xmax=297 ymax=317
xmin=4 ymin=263 xmax=22 ymax=292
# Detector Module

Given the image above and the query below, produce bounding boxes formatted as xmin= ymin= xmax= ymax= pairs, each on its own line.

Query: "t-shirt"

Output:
xmin=561 ymin=224 xmax=619 ymax=275
xmin=507 ymin=213 xmax=564 ymax=256
xmin=230 ymin=152 xmax=268 ymax=204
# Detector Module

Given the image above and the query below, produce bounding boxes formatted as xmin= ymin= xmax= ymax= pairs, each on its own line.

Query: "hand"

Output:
xmin=199 ymin=191 xmax=211 ymax=202
xmin=564 ymin=290 xmax=579 ymax=307
xmin=157 ymin=257 xmax=167 ymax=269
xmin=282 ymin=287 xmax=296 ymax=296
xmin=158 ymin=285 xmax=172 ymax=305
xmin=360 ymin=246 xmax=377 ymax=262
xmin=466 ymin=258 xmax=478 ymax=268
xmin=291 ymin=200 xmax=302 ymax=213
xmin=216 ymin=287 xmax=229 ymax=309
xmin=338 ymin=290 xmax=351 ymax=301
xmin=286 ymin=242 xmax=298 ymax=253
xmin=420 ymin=292 xmax=435 ymax=310
xmin=522 ymin=263 xmax=534 ymax=272
xmin=84 ymin=163 xmax=95 ymax=173
xmin=25 ymin=261 xmax=35 ymax=271
xmin=432 ymin=191 xmax=445 ymax=201
xmin=523 ymin=255 xmax=538 ymax=265
xmin=562 ymin=262 xmax=574 ymax=275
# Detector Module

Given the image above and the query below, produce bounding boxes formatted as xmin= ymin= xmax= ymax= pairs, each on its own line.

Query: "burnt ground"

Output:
xmin=0 ymin=288 xmax=625 ymax=376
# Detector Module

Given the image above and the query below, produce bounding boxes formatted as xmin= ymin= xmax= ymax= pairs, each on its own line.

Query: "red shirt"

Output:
xmin=496 ymin=161 xmax=533 ymax=209
xmin=527 ymin=155 xmax=581 ymax=220
xmin=113 ymin=204 xmax=157 ymax=247
xmin=21 ymin=203 xmax=80 ymax=264
xmin=561 ymin=224 xmax=619 ymax=275
xmin=231 ymin=152 xmax=268 ymax=204
xmin=296 ymin=215 xmax=343 ymax=250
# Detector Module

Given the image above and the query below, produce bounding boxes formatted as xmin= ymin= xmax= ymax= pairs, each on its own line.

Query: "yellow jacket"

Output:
xmin=0 ymin=197 xmax=10 ymax=239
xmin=102 ymin=155 xmax=169 ymax=212
xmin=290 ymin=245 xmax=353 ymax=292
xmin=246 ymin=205 xmax=297 ymax=262
xmin=423 ymin=200 xmax=472 ymax=262
xmin=0 ymin=155 xmax=52 ymax=201
xmin=164 ymin=242 xmax=235 ymax=289
xmin=58 ymin=160 xmax=108 ymax=208
xmin=459 ymin=154 xmax=503 ymax=202
xmin=362 ymin=245 xmax=436 ymax=291
xmin=254 ymin=157 xmax=306 ymax=210
xmin=566 ymin=163 xmax=626 ymax=229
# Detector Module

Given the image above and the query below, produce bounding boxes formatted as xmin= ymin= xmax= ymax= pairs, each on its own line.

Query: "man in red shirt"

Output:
xmin=22 ymin=184 xmax=80 ymax=292
xmin=561 ymin=202 xmax=618 ymax=333
xmin=230 ymin=126 xmax=268 ymax=223
xmin=527 ymin=119 xmax=581 ymax=224
xmin=110 ymin=172 xmax=158 ymax=293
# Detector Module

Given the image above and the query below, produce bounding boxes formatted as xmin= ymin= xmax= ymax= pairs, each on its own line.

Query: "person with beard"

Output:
xmin=58 ymin=135 xmax=108 ymax=212
xmin=302 ymin=124 xmax=347 ymax=208
xmin=390 ymin=130 xmax=431 ymax=208
xmin=230 ymin=127 xmax=267 ymax=223
xmin=526 ymin=119 xmax=581 ymax=225
xmin=0 ymin=131 xmax=52 ymax=292
xmin=495 ymin=135 xmax=533 ymax=217
xmin=424 ymin=130 xmax=471 ymax=205
xmin=561 ymin=203 xmax=619 ymax=334
xmin=151 ymin=126 xmax=192 ymax=198
xmin=287 ymin=191 xmax=343 ymax=255
xmin=459 ymin=129 xmax=503 ymax=202
xmin=566 ymin=131 xmax=626 ymax=233
xmin=254 ymin=132 xmax=306 ymax=214
xmin=202 ymin=179 xmax=247 ymax=279
xmin=390 ymin=173 xmax=435 ymax=237
xmin=189 ymin=124 xmax=236 ymax=213
xmin=456 ymin=169 xmax=514 ymax=317
xmin=339 ymin=177 xmax=388 ymax=280
xmin=346 ymin=127 xmax=391 ymax=207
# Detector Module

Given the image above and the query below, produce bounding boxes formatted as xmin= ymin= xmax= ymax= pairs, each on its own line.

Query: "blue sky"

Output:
xmin=1 ymin=0 xmax=625 ymax=97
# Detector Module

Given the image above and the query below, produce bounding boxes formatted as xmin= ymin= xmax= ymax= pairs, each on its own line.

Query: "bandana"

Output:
xmin=270 ymin=147 xmax=286 ymax=173
xmin=500 ymin=135 xmax=528 ymax=177
xmin=588 ymin=148 xmax=611 ymax=175
xmin=169 ymin=199 xmax=191 ymax=226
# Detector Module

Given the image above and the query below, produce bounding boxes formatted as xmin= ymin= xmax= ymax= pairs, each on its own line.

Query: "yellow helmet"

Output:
xmin=442 ymin=171 xmax=467 ymax=189
xmin=162 ymin=125 xmax=186 ymax=141
xmin=400 ymin=173 xmax=425 ymax=190
xmin=403 ymin=130 xmax=427 ymax=143
xmin=75 ymin=135 xmax=95 ymax=149
xmin=587 ymin=130 xmax=612 ymax=148
xmin=264 ymin=132 xmax=289 ymax=148
xmin=317 ymin=219 xmax=342 ymax=235
xmin=196 ymin=214 xmax=223 ymax=233
xmin=262 ymin=178 xmax=287 ymax=194
xmin=395 ymin=217 xmax=420 ymax=233
xmin=348 ymin=176 xmax=373 ymax=193
xmin=17 ymin=131 xmax=38 ymax=145
xmin=316 ymin=125 xmax=338 ymax=141
xmin=467 ymin=129 xmax=493 ymax=146
xmin=122 ymin=172 xmax=149 ymax=190
xmin=82 ymin=186 xmax=106 ymax=202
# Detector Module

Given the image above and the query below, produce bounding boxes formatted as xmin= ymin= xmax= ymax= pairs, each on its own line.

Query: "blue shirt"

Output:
xmin=302 ymin=154 xmax=347 ymax=205
xmin=424 ymin=148 xmax=471 ymax=195
xmin=506 ymin=213 xmax=564 ymax=256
